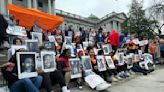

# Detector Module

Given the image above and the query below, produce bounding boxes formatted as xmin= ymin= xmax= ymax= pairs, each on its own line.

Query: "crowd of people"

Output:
xmin=0 ymin=14 xmax=162 ymax=92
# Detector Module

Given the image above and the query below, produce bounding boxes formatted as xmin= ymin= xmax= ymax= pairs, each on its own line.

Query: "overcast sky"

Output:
xmin=56 ymin=0 xmax=151 ymax=18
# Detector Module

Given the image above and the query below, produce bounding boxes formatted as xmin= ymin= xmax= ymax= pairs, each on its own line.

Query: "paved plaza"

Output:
xmin=0 ymin=65 xmax=164 ymax=92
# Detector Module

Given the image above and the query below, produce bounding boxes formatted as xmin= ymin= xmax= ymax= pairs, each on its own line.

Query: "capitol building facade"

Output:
xmin=0 ymin=0 xmax=127 ymax=32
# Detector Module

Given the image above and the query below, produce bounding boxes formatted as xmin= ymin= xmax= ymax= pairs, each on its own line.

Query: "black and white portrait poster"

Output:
xmin=41 ymin=51 xmax=56 ymax=72
xmin=65 ymin=36 xmax=72 ymax=44
xmin=26 ymin=40 xmax=39 ymax=53
xmin=81 ymin=56 xmax=92 ymax=71
xmin=105 ymin=56 xmax=115 ymax=69
xmin=118 ymin=53 xmax=124 ymax=66
xmin=48 ymin=36 xmax=56 ymax=43
xmin=32 ymin=32 xmax=43 ymax=45
xmin=11 ymin=45 xmax=27 ymax=55
xmin=16 ymin=52 xmax=37 ymax=79
xmin=65 ymin=44 xmax=75 ymax=57
xmin=102 ymin=44 xmax=112 ymax=55
xmin=96 ymin=56 xmax=107 ymax=71
xmin=132 ymin=54 xmax=140 ymax=62
xmin=69 ymin=58 xmax=82 ymax=79
xmin=82 ymin=42 xmax=89 ymax=50
xmin=126 ymin=55 xmax=133 ymax=69
xmin=44 ymin=41 xmax=55 ymax=51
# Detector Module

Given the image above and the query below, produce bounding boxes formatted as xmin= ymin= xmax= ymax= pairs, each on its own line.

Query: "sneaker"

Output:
xmin=78 ymin=86 xmax=83 ymax=89
xmin=77 ymin=82 xmax=83 ymax=90
xmin=111 ymin=76 xmax=118 ymax=82
xmin=62 ymin=86 xmax=70 ymax=92
xmin=96 ymin=82 xmax=111 ymax=91
xmin=115 ymin=75 xmax=122 ymax=80
xmin=129 ymin=70 xmax=135 ymax=75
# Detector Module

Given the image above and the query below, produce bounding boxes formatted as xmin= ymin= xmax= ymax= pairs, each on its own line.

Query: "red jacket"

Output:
xmin=106 ymin=29 xmax=120 ymax=47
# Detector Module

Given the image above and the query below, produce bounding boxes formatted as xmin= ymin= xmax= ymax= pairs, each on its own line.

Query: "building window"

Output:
xmin=38 ymin=2 xmax=43 ymax=7
xmin=17 ymin=0 xmax=23 ymax=1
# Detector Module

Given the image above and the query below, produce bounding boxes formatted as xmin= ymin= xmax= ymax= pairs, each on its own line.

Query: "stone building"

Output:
xmin=0 ymin=0 xmax=127 ymax=32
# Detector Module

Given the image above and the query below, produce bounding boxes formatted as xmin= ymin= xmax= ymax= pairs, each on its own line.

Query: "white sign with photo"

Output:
xmin=44 ymin=41 xmax=55 ymax=51
xmin=32 ymin=32 xmax=43 ymax=45
xmin=6 ymin=26 xmax=27 ymax=36
xmin=105 ymin=56 xmax=115 ymax=69
xmin=65 ymin=44 xmax=75 ymax=57
xmin=11 ymin=45 xmax=27 ymax=55
xmin=126 ymin=55 xmax=133 ymax=69
xmin=118 ymin=53 xmax=125 ymax=66
xmin=65 ymin=36 xmax=72 ymax=44
xmin=41 ymin=51 xmax=56 ymax=72
xmin=69 ymin=58 xmax=82 ymax=79
xmin=139 ymin=40 xmax=148 ymax=46
xmin=48 ymin=36 xmax=56 ymax=42
xmin=96 ymin=55 xmax=107 ymax=71
xmin=16 ymin=52 xmax=37 ymax=79
xmin=25 ymin=40 xmax=39 ymax=53
xmin=81 ymin=56 xmax=92 ymax=71
xmin=102 ymin=44 xmax=112 ymax=55
xmin=83 ymin=42 xmax=89 ymax=50
xmin=132 ymin=54 xmax=140 ymax=62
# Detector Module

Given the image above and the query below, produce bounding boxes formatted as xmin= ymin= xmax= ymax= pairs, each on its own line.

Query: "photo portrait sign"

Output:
xmin=118 ymin=53 xmax=124 ymax=66
xmin=69 ymin=58 xmax=82 ymax=79
xmin=105 ymin=56 xmax=115 ymax=69
xmin=44 ymin=41 xmax=55 ymax=51
xmin=25 ymin=40 xmax=39 ymax=53
xmin=7 ymin=26 xmax=27 ymax=36
xmin=102 ymin=44 xmax=112 ymax=55
xmin=65 ymin=36 xmax=72 ymax=44
xmin=83 ymin=41 xmax=89 ymax=50
xmin=96 ymin=55 xmax=107 ymax=71
xmin=48 ymin=36 xmax=56 ymax=42
xmin=16 ymin=52 xmax=37 ymax=79
xmin=41 ymin=51 xmax=56 ymax=72
xmin=81 ymin=56 xmax=92 ymax=71
xmin=32 ymin=32 xmax=43 ymax=45
xmin=11 ymin=45 xmax=27 ymax=55
xmin=65 ymin=44 xmax=75 ymax=57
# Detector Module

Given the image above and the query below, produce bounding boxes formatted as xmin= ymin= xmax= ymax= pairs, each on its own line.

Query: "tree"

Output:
xmin=148 ymin=0 xmax=164 ymax=36
xmin=122 ymin=0 xmax=157 ymax=39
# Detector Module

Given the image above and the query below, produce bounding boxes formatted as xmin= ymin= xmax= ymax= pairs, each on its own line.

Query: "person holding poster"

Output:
xmin=1 ymin=49 xmax=42 ymax=92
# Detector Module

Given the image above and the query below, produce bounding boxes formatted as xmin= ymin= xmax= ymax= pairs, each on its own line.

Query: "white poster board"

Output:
xmin=118 ymin=53 xmax=124 ymax=66
xmin=25 ymin=40 xmax=39 ymax=53
xmin=41 ymin=51 xmax=56 ymax=72
xmin=16 ymin=52 xmax=38 ymax=79
xmin=96 ymin=55 xmax=107 ymax=71
xmin=105 ymin=56 xmax=115 ymax=69
xmin=69 ymin=58 xmax=82 ymax=79
xmin=32 ymin=32 xmax=43 ymax=45
xmin=81 ymin=56 xmax=92 ymax=71
xmin=7 ymin=26 xmax=27 ymax=36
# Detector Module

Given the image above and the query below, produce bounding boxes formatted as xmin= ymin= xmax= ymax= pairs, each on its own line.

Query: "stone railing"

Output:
xmin=55 ymin=9 xmax=96 ymax=24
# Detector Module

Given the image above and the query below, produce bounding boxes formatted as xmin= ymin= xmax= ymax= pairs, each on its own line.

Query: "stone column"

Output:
xmin=113 ymin=20 xmax=117 ymax=30
xmin=0 ymin=0 xmax=6 ymax=15
xmin=27 ymin=0 xmax=32 ymax=8
xmin=8 ymin=0 xmax=12 ymax=4
xmin=48 ymin=0 xmax=52 ymax=14
xmin=33 ymin=0 xmax=38 ymax=9
xmin=52 ymin=0 xmax=56 ymax=15
xmin=118 ymin=22 xmax=121 ymax=32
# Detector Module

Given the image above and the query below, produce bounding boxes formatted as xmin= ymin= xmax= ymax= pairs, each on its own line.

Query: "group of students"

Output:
xmin=0 ymin=13 xmax=159 ymax=92
xmin=1 ymin=30 xmax=157 ymax=92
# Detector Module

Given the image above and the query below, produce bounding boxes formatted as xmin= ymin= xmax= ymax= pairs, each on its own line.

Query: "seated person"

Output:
xmin=2 ymin=49 xmax=42 ymax=92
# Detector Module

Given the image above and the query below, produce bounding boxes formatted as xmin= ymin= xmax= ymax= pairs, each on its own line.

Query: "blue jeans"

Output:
xmin=9 ymin=76 xmax=43 ymax=92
